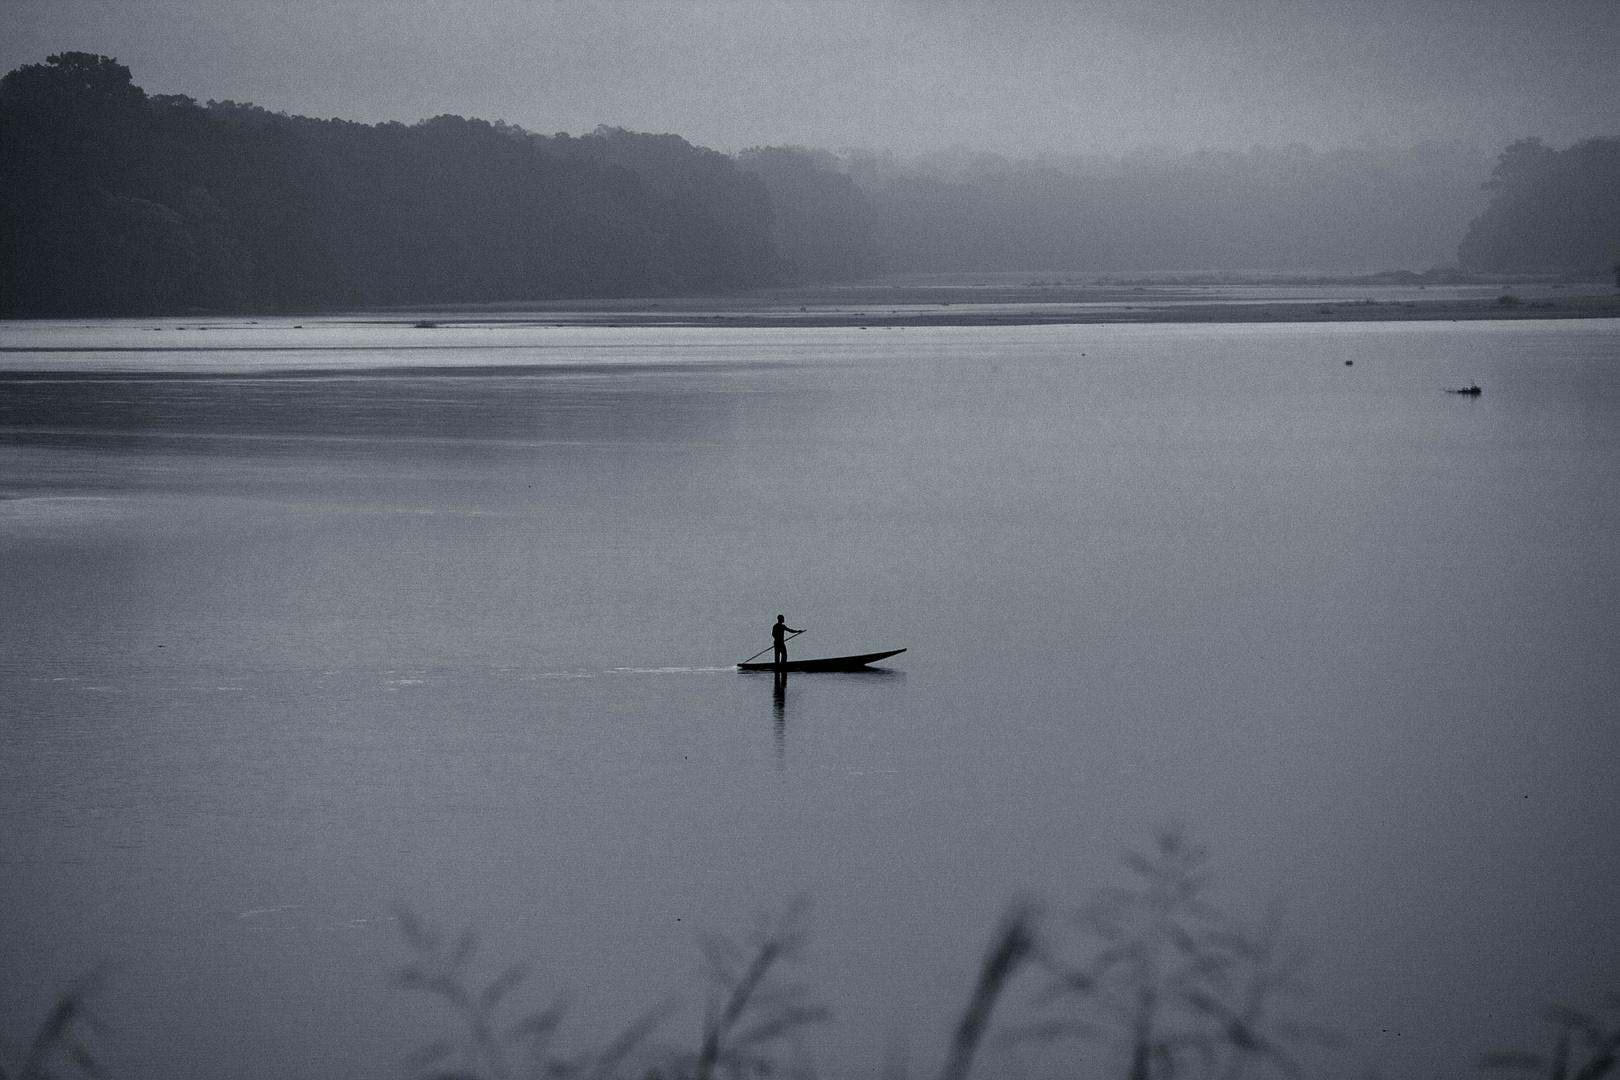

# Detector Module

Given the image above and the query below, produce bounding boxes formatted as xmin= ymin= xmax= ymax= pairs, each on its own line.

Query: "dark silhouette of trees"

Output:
xmin=736 ymin=147 xmax=882 ymax=283
xmin=275 ymin=112 xmax=680 ymax=305
xmin=1457 ymin=137 xmax=1620 ymax=273
xmin=0 ymin=54 xmax=797 ymax=316
xmin=0 ymin=53 xmax=335 ymax=315
xmin=843 ymin=143 xmax=1489 ymax=274
xmin=18 ymin=51 xmax=1611 ymax=317
xmin=551 ymin=127 xmax=783 ymax=293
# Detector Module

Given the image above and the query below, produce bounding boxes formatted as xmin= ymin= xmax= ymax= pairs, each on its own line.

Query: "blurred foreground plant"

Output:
xmin=395 ymin=830 xmax=1342 ymax=1080
xmin=652 ymin=895 xmax=828 ymax=1080
xmin=939 ymin=898 xmax=1040 ymax=1080
xmin=1477 ymin=992 xmax=1620 ymax=1080
xmin=395 ymin=907 xmax=675 ymax=1080
xmin=1005 ymin=827 xmax=1336 ymax=1080
xmin=397 ymin=899 xmax=827 ymax=1080
xmin=0 ymin=970 xmax=105 ymax=1080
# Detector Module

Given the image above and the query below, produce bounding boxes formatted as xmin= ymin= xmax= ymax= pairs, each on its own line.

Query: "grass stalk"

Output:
xmin=938 ymin=898 xmax=1039 ymax=1080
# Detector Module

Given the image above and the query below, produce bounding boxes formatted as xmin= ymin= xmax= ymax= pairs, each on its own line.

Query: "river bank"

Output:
xmin=379 ymin=276 xmax=1620 ymax=328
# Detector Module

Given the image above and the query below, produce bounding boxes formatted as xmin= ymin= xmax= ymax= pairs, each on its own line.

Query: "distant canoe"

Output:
xmin=737 ymin=649 xmax=906 ymax=672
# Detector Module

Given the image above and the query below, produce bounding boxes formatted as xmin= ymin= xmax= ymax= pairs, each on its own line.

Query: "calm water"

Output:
xmin=2 ymin=317 xmax=1617 ymax=1080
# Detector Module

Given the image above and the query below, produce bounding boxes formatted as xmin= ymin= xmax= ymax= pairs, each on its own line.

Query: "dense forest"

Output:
xmin=3 ymin=53 xmax=1617 ymax=317
xmin=1456 ymin=136 xmax=1620 ymax=274
xmin=0 ymin=53 xmax=847 ymax=316
xmin=839 ymin=142 xmax=1495 ymax=274
xmin=735 ymin=145 xmax=882 ymax=283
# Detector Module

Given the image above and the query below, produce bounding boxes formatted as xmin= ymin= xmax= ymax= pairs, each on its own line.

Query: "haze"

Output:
xmin=4 ymin=0 xmax=1617 ymax=157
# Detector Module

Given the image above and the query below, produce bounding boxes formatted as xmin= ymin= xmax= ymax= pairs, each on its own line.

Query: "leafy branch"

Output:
xmin=685 ymin=896 xmax=828 ymax=1080
xmin=395 ymin=906 xmax=673 ymax=1080
xmin=1009 ymin=827 xmax=1334 ymax=1080
xmin=1478 ymin=993 xmax=1620 ymax=1080
xmin=0 ymin=969 xmax=106 ymax=1080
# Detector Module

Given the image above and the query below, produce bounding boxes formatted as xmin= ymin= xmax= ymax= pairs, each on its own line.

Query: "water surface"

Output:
xmin=2 ymin=318 xmax=1617 ymax=1080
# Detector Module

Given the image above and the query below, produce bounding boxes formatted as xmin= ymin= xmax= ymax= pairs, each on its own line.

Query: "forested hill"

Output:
xmin=1457 ymin=137 xmax=1620 ymax=274
xmin=0 ymin=53 xmax=798 ymax=316
xmin=842 ymin=143 xmax=1495 ymax=275
xmin=6 ymin=53 xmax=1615 ymax=318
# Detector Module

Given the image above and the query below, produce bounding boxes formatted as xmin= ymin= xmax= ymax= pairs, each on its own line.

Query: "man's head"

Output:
xmin=776 ymin=614 xmax=785 ymax=622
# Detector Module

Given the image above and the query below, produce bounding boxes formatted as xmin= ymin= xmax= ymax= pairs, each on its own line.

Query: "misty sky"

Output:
xmin=4 ymin=0 xmax=1618 ymax=157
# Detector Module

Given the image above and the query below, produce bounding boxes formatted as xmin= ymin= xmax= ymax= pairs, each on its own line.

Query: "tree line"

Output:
xmin=2 ymin=53 xmax=1615 ymax=317
xmin=843 ymin=138 xmax=1614 ymax=279
xmin=1455 ymin=136 xmax=1620 ymax=275
xmin=0 ymin=53 xmax=876 ymax=317
xmin=842 ymin=142 xmax=1495 ymax=275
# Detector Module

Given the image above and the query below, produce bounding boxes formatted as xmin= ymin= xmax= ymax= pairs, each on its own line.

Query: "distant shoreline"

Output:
xmin=5 ymin=281 xmax=1618 ymax=329
xmin=384 ymin=282 xmax=1620 ymax=328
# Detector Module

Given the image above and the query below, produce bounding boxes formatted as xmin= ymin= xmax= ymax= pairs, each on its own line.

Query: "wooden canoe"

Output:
xmin=737 ymin=649 xmax=906 ymax=673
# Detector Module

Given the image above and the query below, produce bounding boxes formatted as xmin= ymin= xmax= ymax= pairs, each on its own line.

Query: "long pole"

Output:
xmin=741 ymin=630 xmax=805 ymax=666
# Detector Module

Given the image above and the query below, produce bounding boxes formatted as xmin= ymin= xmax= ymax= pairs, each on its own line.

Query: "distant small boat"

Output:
xmin=1449 ymin=383 xmax=1482 ymax=395
xmin=738 ymin=649 xmax=906 ymax=672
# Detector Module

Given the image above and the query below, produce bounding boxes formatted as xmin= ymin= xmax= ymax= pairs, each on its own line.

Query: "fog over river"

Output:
xmin=2 ymin=317 xmax=1617 ymax=1080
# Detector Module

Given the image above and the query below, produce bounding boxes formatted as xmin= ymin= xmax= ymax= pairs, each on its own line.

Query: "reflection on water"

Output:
xmin=1 ymin=318 xmax=1618 ymax=1080
xmin=774 ymin=670 xmax=788 ymax=771
xmin=753 ymin=668 xmax=906 ymax=772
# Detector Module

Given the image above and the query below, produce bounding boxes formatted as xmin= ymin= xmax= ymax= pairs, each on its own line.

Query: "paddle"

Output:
xmin=741 ymin=629 xmax=805 ymax=665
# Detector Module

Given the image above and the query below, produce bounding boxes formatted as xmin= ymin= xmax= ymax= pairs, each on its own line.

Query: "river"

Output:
xmin=2 ymin=316 xmax=1617 ymax=1080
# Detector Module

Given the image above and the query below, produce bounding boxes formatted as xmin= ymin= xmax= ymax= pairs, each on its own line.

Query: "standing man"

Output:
xmin=771 ymin=614 xmax=803 ymax=667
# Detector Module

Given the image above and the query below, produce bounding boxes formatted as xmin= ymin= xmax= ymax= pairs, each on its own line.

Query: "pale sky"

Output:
xmin=3 ymin=0 xmax=1617 ymax=156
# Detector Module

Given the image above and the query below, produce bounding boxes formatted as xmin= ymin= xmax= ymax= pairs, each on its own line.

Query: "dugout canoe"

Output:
xmin=737 ymin=649 xmax=906 ymax=672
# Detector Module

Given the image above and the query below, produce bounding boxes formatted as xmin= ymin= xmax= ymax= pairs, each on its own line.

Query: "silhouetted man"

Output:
xmin=771 ymin=614 xmax=802 ymax=667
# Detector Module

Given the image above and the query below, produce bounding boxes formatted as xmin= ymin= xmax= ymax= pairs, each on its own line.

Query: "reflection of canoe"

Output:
xmin=738 ymin=649 xmax=906 ymax=673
